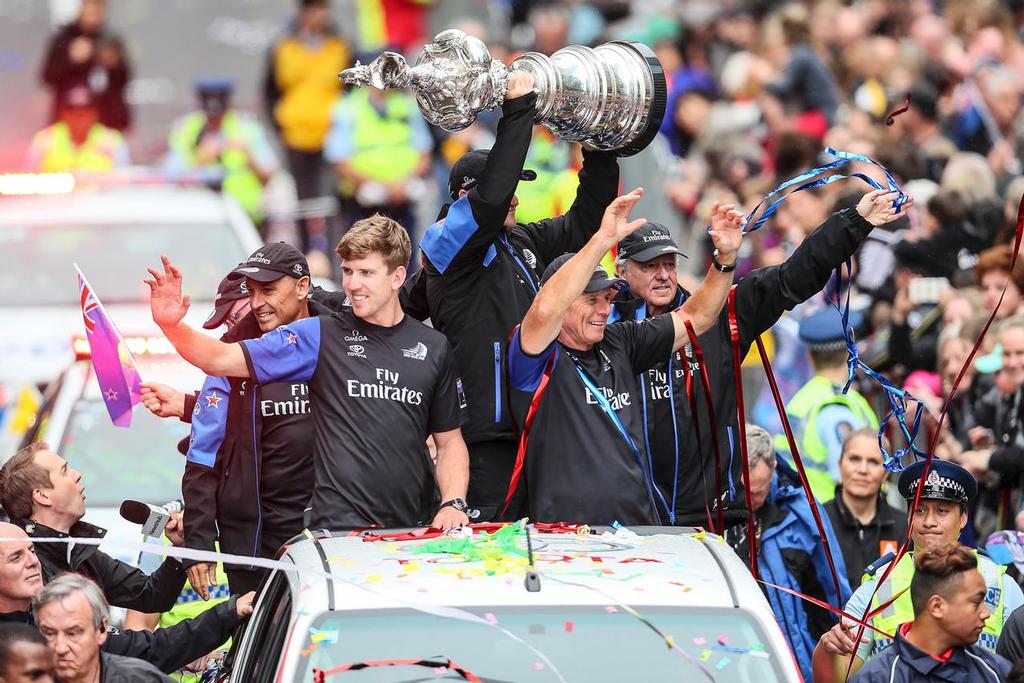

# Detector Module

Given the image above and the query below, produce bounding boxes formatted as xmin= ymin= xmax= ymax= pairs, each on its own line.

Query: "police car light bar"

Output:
xmin=0 ymin=173 xmax=75 ymax=196
xmin=73 ymin=335 xmax=177 ymax=360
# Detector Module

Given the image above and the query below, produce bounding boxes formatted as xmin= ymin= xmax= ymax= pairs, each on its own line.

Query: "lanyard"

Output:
xmin=569 ymin=356 xmax=661 ymax=520
xmin=499 ymin=234 xmax=538 ymax=294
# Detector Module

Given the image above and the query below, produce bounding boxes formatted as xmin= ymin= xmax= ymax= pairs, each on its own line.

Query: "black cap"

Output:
xmin=897 ymin=459 xmax=976 ymax=505
xmin=448 ymin=149 xmax=536 ymax=199
xmin=203 ymin=271 xmax=249 ymax=330
xmin=231 ymin=242 xmax=310 ymax=282
xmin=540 ymin=253 xmax=629 ymax=294
xmin=617 ymin=221 xmax=686 ymax=263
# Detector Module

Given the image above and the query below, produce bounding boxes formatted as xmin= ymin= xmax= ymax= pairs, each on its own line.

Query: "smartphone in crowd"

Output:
xmin=908 ymin=277 xmax=951 ymax=305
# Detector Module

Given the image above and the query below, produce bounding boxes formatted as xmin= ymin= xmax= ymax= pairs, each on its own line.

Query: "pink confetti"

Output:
xmin=434 ymin=666 xmax=449 ymax=675
xmin=564 ymin=621 xmax=574 ymax=633
xmin=693 ymin=637 xmax=707 ymax=645
xmin=531 ymin=662 xmax=545 ymax=671
xmin=604 ymin=605 xmax=619 ymax=614
xmin=717 ymin=634 xmax=729 ymax=645
xmin=485 ymin=612 xmax=498 ymax=625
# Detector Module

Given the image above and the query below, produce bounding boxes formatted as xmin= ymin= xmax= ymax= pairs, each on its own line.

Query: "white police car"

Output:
xmin=216 ymin=525 xmax=800 ymax=682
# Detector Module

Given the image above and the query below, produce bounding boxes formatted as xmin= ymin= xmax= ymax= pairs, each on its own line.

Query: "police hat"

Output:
xmin=448 ymin=149 xmax=536 ymax=199
xmin=617 ymin=221 xmax=686 ymax=263
xmin=798 ymin=307 xmax=864 ymax=353
xmin=540 ymin=253 xmax=628 ymax=294
xmin=203 ymin=270 xmax=249 ymax=330
xmin=897 ymin=458 xmax=977 ymax=506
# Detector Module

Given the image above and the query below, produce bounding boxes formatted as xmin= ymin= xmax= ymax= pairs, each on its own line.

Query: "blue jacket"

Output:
xmin=852 ymin=628 xmax=1011 ymax=683
xmin=755 ymin=463 xmax=852 ymax=682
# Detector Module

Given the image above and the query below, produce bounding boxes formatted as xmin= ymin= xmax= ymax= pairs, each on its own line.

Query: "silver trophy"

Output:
xmin=339 ymin=29 xmax=667 ymax=157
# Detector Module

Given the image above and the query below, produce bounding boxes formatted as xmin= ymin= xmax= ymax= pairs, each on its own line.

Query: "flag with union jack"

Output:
xmin=75 ymin=264 xmax=141 ymax=427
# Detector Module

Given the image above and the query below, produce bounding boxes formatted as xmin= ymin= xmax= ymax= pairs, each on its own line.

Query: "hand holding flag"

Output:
xmin=76 ymin=264 xmax=142 ymax=427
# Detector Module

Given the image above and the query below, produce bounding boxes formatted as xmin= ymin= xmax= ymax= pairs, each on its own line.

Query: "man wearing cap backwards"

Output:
xmin=147 ymin=215 xmax=470 ymax=535
xmin=143 ymin=244 xmax=320 ymax=596
xmin=812 ymin=459 xmax=1024 ymax=681
xmin=774 ymin=305 xmax=880 ymax=504
xmin=415 ymin=70 xmax=621 ymax=521
xmin=610 ymin=190 xmax=908 ymax=526
xmin=505 ymin=189 xmax=743 ymax=524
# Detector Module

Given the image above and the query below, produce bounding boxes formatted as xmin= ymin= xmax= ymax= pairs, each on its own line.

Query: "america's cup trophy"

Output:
xmin=339 ymin=29 xmax=667 ymax=157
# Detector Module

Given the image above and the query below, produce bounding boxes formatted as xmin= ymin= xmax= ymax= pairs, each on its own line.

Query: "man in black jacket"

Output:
xmin=417 ymin=71 xmax=620 ymax=520
xmin=610 ymin=189 xmax=911 ymax=528
xmin=825 ymin=429 xmax=908 ymax=591
xmin=0 ymin=523 xmax=251 ymax=675
xmin=0 ymin=445 xmax=184 ymax=614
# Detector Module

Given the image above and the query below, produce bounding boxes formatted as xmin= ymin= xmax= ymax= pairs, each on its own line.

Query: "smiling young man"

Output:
xmin=505 ymin=189 xmax=743 ymax=524
xmin=0 ymin=444 xmax=185 ymax=614
xmin=825 ymin=429 xmax=908 ymax=589
xmin=147 ymin=215 xmax=470 ymax=532
xmin=813 ymin=459 xmax=1024 ymax=681
xmin=850 ymin=545 xmax=1012 ymax=683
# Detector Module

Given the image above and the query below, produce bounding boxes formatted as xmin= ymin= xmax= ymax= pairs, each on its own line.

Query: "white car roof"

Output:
xmin=0 ymin=185 xmax=239 ymax=226
xmin=282 ymin=528 xmax=753 ymax=612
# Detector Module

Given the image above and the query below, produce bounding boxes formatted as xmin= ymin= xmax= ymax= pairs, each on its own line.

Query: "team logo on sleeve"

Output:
xmin=402 ymin=342 xmax=428 ymax=361
xmin=522 ymin=249 xmax=537 ymax=269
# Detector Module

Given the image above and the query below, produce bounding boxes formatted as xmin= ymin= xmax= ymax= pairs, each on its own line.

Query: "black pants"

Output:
xmin=285 ymin=147 xmax=330 ymax=253
xmin=467 ymin=439 xmax=520 ymax=522
xmin=225 ymin=566 xmax=265 ymax=595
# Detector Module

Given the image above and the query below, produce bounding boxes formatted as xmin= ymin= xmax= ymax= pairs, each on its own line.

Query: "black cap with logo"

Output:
xmin=541 ymin=253 xmax=629 ymax=294
xmin=617 ymin=222 xmax=685 ymax=263
xmin=231 ymin=242 xmax=310 ymax=282
xmin=203 ymin=271 xmax=249 ymax=330
xmin=448 ymin=149 xmax=537 ymax=199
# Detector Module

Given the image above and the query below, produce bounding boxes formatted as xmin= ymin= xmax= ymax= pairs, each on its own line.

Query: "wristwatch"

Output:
xmin=712 ymin=249 xmax=737 ymax=273
xmin=439 ymin=498 xmax=470 ymax=514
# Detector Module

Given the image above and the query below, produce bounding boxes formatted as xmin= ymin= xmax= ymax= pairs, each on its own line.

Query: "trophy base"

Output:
xmin=613 ymin=41 xmax=667 ymax=158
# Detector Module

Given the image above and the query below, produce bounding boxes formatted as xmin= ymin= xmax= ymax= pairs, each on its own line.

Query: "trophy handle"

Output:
xmin=339 ymin=52 xmax=412 ymax=89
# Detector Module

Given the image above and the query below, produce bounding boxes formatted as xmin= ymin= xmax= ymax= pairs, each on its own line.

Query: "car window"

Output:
xmin=60 ymin=401 xmax=183 ymax=507
xmin=230 ymin=571 xmax=292 ymax=683
xmin=293 ymin=606 xmax=783 ymax=682
xmin=0 ymin=222 xmax=243 ymax=305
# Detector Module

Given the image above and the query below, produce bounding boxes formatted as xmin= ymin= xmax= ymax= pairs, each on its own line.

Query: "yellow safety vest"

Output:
xmin=272 ymin=34 xmax=349 ymax=152
xmin=168 ymin=111 xmax=265 ymax=222
xmin=774 ymin=375 xmax=878 ymax=502
xmin=863 ymin=551 xmax=1006 ymax=658
xmin=337 ymin=89 xmax=421 ymax=195
xmin=32 ymin=122 xmax=124 ymax=173
xmin=514 ymin=132 xmax=574 ymax=224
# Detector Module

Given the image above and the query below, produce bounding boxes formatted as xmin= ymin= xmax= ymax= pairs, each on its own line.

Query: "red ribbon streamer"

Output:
xmin=885 ymin=95 xmax=911 ymax=126
xmin=728 ymin=287 xmax=759 ymax=579
xmin=681 ymin=338 xmax=716 ymax=532
xmin=684 ymin=319 xmax=726 ymax=536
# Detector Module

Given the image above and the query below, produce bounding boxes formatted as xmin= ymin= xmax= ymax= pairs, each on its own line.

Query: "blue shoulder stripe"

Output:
xmin=186 ymin=376 xmax=230 ymax=468
xmin=419 ymin=196 xmax=479 ymax=274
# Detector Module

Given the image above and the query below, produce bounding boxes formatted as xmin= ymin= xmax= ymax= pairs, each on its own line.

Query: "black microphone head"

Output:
xmin=119 ymin=500 xmax=151 ymax=525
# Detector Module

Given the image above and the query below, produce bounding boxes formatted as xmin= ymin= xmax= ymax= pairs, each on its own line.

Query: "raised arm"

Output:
xmin=146 ymin=256 xmax=248 ymax=377
xmin=669 ymin=202 xmax=744 ymax=348
xmin=518 ymin=188 xmax=647 ymax=355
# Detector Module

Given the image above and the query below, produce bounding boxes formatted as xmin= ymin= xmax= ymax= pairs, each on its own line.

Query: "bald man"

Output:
xmin=0 ymin=523 xmax=251 ymax=673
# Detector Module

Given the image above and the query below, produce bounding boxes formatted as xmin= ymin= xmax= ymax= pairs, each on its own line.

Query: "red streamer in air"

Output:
xmin=885 ymin=95 xmax=911 ymax=126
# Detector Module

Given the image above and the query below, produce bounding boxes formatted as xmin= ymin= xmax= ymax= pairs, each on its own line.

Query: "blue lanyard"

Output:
xmin=499 ymin=234 xmax=538 ymax=294
xmin=570 ymin=358 xmax=661 ymax=519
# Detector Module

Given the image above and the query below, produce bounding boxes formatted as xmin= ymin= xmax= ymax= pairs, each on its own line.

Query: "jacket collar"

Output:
xmin=893 ymin=627 xmax=969 ymax=676
xmin=830 ymin=486 xmax=897 ymax=529
xmin=18 ymin=518 xmax=107 ymax=540
xmin=611 ymin=286 xmax=688 ymax=323
xmin=16 ymin=518 xmax=106 ymax=568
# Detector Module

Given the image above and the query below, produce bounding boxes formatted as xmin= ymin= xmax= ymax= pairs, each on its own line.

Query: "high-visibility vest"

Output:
xmin=272 ymin=34 xmax=349 ymax=152
xmin=513 ymin=132 xmax=575 ymax=224
xmin=32 ymin=122 xmax=124 ymax=173
xmin=774 ymin=375 xmax=878 ymax=503
xmin=168 ymin=111 xmax=265 ymax=222
xmin=863 ymin=551 xmax=1006 ymax=658
xmin=337 ymin=89 xmax=421 ymax=195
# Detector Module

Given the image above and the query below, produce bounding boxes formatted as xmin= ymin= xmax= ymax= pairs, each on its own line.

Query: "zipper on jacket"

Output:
xmin=494 ymin=342 xmax=502 ymax=423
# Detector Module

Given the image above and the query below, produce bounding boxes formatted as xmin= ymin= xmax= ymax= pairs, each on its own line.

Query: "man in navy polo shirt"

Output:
xmin=146 ymin=215 xmax=470 ymax=531
xmin=505 ymin=189 xmax=743 ymax=524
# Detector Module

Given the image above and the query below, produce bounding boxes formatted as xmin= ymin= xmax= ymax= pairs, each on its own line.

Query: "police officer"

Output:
xmin=417 ymin=70 xmax=621 ymax=521
xmin=775 ymin=306 xmax=879 ymax=503
xmin=611 ymin=190 xmax=908 ymax=527
xmin=26 ymin=84 xmax=129 ymax=173
xmin=812 ymin=459 xmax=1024 ymax=680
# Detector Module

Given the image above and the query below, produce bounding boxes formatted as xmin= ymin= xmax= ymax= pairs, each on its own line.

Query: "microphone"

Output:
xmin=119 ymin=500 xmax=179 ymax=537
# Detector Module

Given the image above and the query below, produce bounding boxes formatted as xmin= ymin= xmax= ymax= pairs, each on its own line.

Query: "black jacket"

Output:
xmin=824 ymin=486 xmax=908 ymax=589
xmin=16 ymin=519 xmax=184 ymax=614
xmin=612 ymin=207 xmax=875 ymax=527
xmin=418 ymin=91 xmax=619 ymax=444
xmin=97 ymin=650 xmax=172 ymax=682
xmin=851 ymin=627 xmax=1010 ymax=682
xmin=182 ymin=289 xmax=347 ymax=565
xmin=1 ymin=596 xmax=241 ymax=674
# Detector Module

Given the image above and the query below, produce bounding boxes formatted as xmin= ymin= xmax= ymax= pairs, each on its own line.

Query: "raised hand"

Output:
xmin=140 ymin=382 xmax=186 ymax=419
xmin=506 ymin=70 xmax=535 ymax=99
xmin=856 ymin=189 xmax=913 ymax=226
xmin=598 ymin=188 xmax=647 ymax=243
xmin=708 ymin=201 xmax=744 ymax=261
xmin=145 ymin=255 xmax=191 ymax=330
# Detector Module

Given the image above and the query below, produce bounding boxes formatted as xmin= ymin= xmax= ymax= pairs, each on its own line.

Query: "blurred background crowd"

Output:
xmin=9 ymin=0 xmax=1024 ymax=580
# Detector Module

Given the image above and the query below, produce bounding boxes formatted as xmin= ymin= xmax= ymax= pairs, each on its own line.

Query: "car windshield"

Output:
xmin=0 ymin=222 xmax=244 ymax=306
xmin=59 ymin=401 xmax=183 ymax=508
xmin=294 ymin=606 xmax=783 ymax=683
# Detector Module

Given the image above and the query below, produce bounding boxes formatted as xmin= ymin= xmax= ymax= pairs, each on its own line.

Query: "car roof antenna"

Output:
xmin=523 ymin=521 xmax=541 ymax=592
